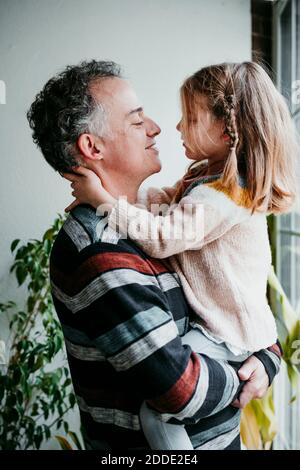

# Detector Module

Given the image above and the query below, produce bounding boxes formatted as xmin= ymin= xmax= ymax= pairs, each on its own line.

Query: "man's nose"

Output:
xmin=146 ymin=117 xmax=161 ymax=137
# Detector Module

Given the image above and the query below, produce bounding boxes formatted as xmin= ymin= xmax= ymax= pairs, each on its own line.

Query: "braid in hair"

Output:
xmin=222 ymin=94 xmax=239 ymax=187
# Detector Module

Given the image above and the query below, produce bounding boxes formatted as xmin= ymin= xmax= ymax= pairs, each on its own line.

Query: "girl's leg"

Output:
xmin=181 ymin=326 xmax=251 ymax=362
xmin=140 ymin=326 xmax=249 ymax=450
xmin=139 ymin=401 xmax=194 ymax=450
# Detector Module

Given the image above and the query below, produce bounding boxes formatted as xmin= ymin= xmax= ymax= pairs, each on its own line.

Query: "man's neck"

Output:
xmin=99 ymin=171 xmax=139 ymax=204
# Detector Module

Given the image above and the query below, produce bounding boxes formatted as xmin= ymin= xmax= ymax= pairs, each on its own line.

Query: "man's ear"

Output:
xmin=77 ymin=133 xmax=104 ymax=161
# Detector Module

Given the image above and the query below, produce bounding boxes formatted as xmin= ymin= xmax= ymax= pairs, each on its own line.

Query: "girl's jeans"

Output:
xmin=139 ymin=325 xmax=251 ymax=450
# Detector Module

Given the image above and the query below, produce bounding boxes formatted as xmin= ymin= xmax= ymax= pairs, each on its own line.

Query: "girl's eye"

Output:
xmin=134 ymin=121 xmax=144 ymax=126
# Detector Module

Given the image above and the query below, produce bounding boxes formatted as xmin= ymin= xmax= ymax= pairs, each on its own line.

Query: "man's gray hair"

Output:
xmin=27 ymin=60 xmax=121 ymax=172
xmin=78 ymin=101 xmax=108 ymax=138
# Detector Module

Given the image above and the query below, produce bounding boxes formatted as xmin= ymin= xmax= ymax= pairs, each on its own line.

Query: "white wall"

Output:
xmin=0 ymin=0 xmax=251 ymax=447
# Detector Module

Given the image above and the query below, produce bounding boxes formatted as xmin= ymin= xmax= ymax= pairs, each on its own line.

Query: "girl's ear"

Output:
xmin=220 ymin=119 xmax=229 ymax=141
xmin=77 ymin=134 xmax=104 ymax=161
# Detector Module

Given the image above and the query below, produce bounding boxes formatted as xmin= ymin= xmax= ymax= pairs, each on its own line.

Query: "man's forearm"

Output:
xmin=146 ymin=340 xmax=283 ymax=425
xmin=147 ymin=353 xmax=241 ymax=425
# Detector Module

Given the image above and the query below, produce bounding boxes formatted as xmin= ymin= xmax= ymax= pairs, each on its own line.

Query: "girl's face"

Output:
xmin=176 ymin=95 xmax=229 ymax=163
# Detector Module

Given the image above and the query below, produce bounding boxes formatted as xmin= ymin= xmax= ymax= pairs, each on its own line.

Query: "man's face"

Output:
xmin=92 ymin=78 xmax=161 ymax=184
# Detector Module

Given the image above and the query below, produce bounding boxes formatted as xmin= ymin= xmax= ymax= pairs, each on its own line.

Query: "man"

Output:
xmin=27 ymin=60 xmax=281 ymax=450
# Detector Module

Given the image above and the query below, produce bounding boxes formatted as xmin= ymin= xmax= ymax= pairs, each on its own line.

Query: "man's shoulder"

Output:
xmin=58 ymin=204 xmax=125 ymax=252
xmin=54 ymin=204 xmax=167 ymax=273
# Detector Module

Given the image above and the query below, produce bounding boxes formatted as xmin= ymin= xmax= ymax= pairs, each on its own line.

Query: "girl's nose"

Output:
xmin=176 ymin=120 xmax=182 ymax=131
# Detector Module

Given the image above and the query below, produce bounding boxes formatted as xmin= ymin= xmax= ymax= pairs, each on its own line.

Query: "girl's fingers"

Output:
xmin=62 ymin=172 xmax=80 ymax=182
xmin=62 ymin=166 xmax=87 ymax=180
xmin=70 ymin=166 xmax=92 ymax=177
xmin=65 ymin=199 xmax=80 ymax=213
xmin=62 ymin=166 xmax=97 ymax=181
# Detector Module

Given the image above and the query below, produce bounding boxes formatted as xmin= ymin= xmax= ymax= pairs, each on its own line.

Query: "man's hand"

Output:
xmin=231 ymin=355 xmax=269 ymax=409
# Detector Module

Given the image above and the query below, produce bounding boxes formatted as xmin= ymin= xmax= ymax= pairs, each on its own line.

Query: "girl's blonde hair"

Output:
xmin=176 ymin=61 xmax=299 ymax=214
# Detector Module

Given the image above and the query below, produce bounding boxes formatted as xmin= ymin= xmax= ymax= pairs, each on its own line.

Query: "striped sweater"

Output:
xmin=108 ymin=174 xmax=278 ymax=353
xmin=50 ymin=204 xmax=282 ymax=450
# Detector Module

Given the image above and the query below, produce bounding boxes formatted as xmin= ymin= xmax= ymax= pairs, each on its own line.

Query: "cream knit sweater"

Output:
xmin=108 ymin=174 xmax=278 ymax=353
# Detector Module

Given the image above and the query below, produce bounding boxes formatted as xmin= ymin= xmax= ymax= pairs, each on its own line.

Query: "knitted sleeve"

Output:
xmin=254 ymin=341 xmax=282 ymax=385
xmin=108 ymin=181 xmax=251 ymax=259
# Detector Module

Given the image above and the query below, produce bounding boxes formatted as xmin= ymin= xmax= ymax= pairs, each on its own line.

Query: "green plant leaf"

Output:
xmin=33 ymin=432 xmax=43 ymax=450
xmin=0 ymin=214 xmax=78 ymax=450
xmin=35 ymin=355 xmax=45 ymax=372
xmin=268 ymin=266 xmax=299 ymax=332
xmin=64 ymin=378 xmax=72 ymax=387
xmin=43 ymin=229 xmax=54 ymax=241
xmin=10 ymin=239 xmax=20 ymax=253
xmin=63 ymin=421 xmax=69 ymax=434
xmin=69 ymin=393 xmax=76 ymax=408
xmin=16 ymin=265 xmax=27 ymax=286
xmin=44 ymin=426 xmax=51 ymax=439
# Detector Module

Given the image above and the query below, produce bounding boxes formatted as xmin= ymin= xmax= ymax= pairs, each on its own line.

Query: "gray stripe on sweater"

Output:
xmin=108 ymin=320 xmax=179 ymax=371
xmin=77 ymin=395 xmax=141 ymax=430
xmin=63 ymin=215 xmax=91 ymax=251
xmin=65 ymin=339 xmax=105 ymax=362
xmin=51 ymin=270 xmax=179 ymax=313
xmin=193 ymin=413 xmax=241 ymax=449
xmin=206 ymin=362 xmax=240 ymax=417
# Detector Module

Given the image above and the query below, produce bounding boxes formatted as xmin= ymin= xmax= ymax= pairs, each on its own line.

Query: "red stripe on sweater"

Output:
xmin=51 ymin=252 xmax=170 ymax=296
xmin=147 ymin=352 xmax=201 ymax=413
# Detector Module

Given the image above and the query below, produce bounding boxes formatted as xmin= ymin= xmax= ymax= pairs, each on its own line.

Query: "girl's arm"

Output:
xmin=63 ymin=167 xmax=251 ymax=259
xmin=108 ymin=182 xmax=251 ymax=258
xmin=63 ymin=167 xmax=180 ymax=214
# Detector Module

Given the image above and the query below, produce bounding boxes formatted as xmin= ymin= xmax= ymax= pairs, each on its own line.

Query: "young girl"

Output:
xmin=63 ymin=62 xmax=298 ymax=449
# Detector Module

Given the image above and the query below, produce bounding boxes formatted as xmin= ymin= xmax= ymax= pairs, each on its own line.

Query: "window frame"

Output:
xmin=273 ymin=0 xmax=300 ymax=450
